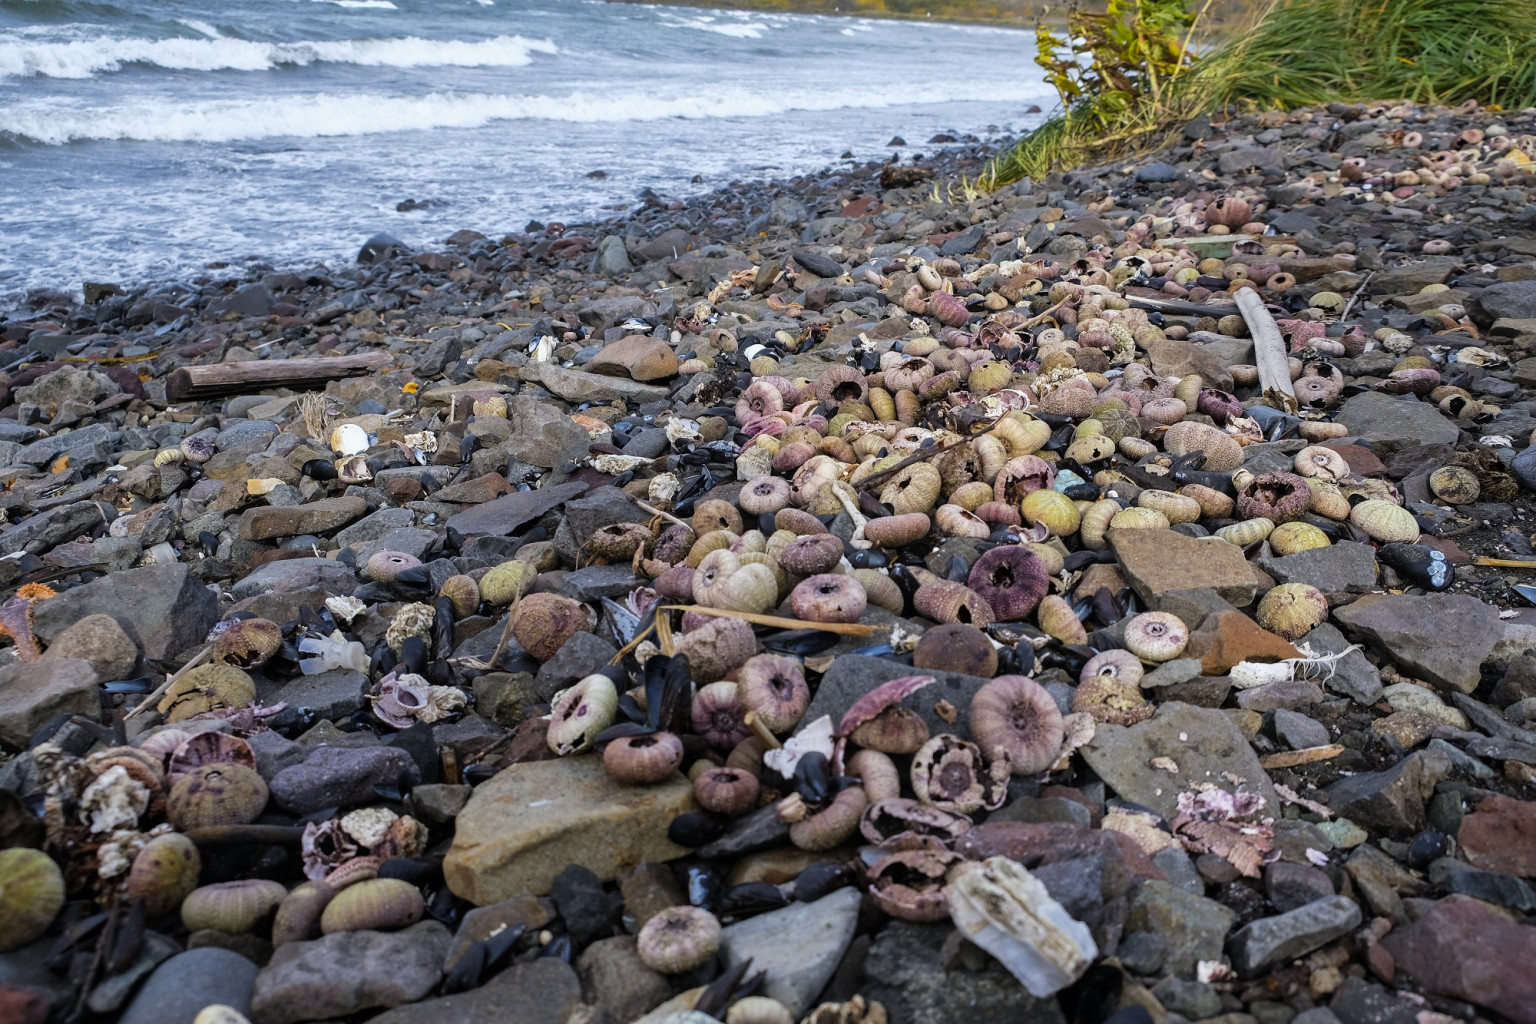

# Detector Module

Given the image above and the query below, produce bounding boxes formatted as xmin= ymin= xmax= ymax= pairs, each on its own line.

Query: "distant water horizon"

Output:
xmin=0 ymin=0 xmax=1050 ymax=308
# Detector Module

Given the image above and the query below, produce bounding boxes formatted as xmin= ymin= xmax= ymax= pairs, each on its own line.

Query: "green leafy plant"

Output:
xmin=1035 ymin=0 xmax=1199 ymax=113
xmin=985 ymin=0 xmax=1536 ymax=189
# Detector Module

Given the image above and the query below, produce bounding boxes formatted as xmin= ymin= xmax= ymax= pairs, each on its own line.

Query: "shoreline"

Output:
xmin=0 ymin=134 xmax=1006 ymax=322
xmin=3 ymin=96 xmax=1536 ymax=1024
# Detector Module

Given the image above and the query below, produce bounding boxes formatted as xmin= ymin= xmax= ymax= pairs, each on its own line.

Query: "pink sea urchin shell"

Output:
xmin=967 ymin=675 xmax=1065 ymax=776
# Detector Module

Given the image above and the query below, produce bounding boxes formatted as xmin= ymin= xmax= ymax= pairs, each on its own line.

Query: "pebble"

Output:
xmin=1227 ymin=895 xmax=1361 ymax=975
xmin=118 ymin=949 xmax=258 ymax=1024
xmin=0 ymin=658 xmax=100 ymax=748
xmin=250 ymin=922 xmax=450 ymax=1024
xmin=444 ymin=756 xmax=694 ymax=904
xmin=267 ymin=745 xmax=423 ymax=815
xmin=718 ymin=888 xmax=862 ymax=1018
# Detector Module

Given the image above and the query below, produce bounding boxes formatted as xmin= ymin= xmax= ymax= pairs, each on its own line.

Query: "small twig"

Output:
xmin=1474 ymin=556 xmax=1536 ymax=568
xmin=744 ymin=711 xmax=783 ymax=750
xmin=609 ymin=618 xmax=658 ymax=666
xmin=1338 ymin=271 xmax=1374 ymax=321
xmin=655 ymin=606 xmax=676 ymax=657
xmin=1259 ymin=744 xmax=1344 ymax=770
xmin=124 ymin=643 xmax=213 ymax=720
xmin=487 ymin=590 xmax=521 ymax=671
xmin=856 ymin=425 xmax=997 ymax=495
xmin=635 ymin=499 xmax=692 ymax=531
xmin=658 ymin=605 xmax=879 ymax=636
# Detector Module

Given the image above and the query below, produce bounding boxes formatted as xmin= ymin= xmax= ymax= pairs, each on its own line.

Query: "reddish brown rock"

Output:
xmin=955 ymin=821 xmax=1166 ymax=898
xmin=1186 ymin=610 xmax=1301 ymax=676
xmin=583 ymin=335 xmax=679 ymax=382
xmin=1381 ymin=897 xmax=1536 ymax=1024
xmin=1109 ymin=528 xmax=1258 ymax=607
xmin=1459 ymin=796 xmax=1536 ymax=877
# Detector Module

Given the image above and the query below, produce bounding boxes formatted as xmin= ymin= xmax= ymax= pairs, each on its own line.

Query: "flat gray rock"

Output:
xmin=717 ymin=887 xmax=862 ymax=1018
xmin=1333 ymin=593 xmax=1502 ymax=692
xmin=1335 ymin=392 xmax=1460 ymax=453
xmin=444 ymin=481 xmax=590 ymax=537
xmin=1127 ymin=880 xmax=1238 ymax=978
xmin=519 ymin=359 xmax=670 ymax=404
xmin=32 ymin=561 xmax=218 ymax=661
xmin=1296 ymin=623 xmax=1382 ymax=704
xmin=251 ymin=922 xmax=450 ymax=1024
xmin=230 ymin=558 xmax=358 ymax=601
xmin=1080 ymin=702 xmax=1278 ymax=820
xmin=119 ymin=948 xmax=258 ymax=1024
xmin=803 ymin=654 xmax=993 ymax=742
xmin=1258 ymin=540 xmax=1378 ymax=594
xmin=1228 ymin=894 xmax=1361 ymax=975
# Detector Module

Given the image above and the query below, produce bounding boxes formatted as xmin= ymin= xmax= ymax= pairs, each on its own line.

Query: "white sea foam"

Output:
xmin=656 ymin=13 xmax=772 ymax=38
xmin=0 ymin=80 xmax=1052 ymax=144
xmin=0 ymin=31 xmax=556 ymax=78
xmin=176 ymin=19 xmax=223 ymax=39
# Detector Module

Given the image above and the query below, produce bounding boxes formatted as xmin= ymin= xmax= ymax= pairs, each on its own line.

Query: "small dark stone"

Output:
xmin=551 ymin=864 xmax=617 ymax=949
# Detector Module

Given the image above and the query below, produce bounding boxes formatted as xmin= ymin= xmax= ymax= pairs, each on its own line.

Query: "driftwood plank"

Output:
xmin=165 ymin=351 xmax=394 ymax=402
xmin=1234 ymin=287 xmax=1298 ymax=413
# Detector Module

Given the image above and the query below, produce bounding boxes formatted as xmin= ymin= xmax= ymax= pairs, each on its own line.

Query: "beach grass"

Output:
xmin=983 ymin=0 xmax=1536 ymax=187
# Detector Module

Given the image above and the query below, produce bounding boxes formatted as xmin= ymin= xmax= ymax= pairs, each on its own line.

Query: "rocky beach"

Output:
xmin=4 ymin=93 xmax=1536 ymax=1024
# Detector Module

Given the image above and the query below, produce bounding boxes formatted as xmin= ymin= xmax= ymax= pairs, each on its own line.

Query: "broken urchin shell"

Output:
xmin=547 ymin=673 xmax=619 ymax=756
xmin=911 ymin=734 xmax=1009 ymax=815
xmin=947 ymin=856 xmax=1098 ymax=997
xmin=867 ymin=844 xmax=964 ymax=922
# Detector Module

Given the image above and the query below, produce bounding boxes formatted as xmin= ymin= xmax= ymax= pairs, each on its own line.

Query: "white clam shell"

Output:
xmin=329 ymin=423 xmax=370 ymax=456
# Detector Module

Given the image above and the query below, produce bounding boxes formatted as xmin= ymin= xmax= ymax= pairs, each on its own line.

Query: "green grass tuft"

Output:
xmin=984 ymin=0 xmax=1536 ymax=188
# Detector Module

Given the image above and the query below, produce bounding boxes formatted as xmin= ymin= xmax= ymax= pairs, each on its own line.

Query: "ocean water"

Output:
xmin=0 ymin=0 xmax=1050 ymax=305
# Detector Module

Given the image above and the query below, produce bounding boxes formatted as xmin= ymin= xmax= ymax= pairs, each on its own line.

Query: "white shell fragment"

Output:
xmin=329 ymin=423 xmax=370 ymax=456
xmin=648 ymin=472 xmax=681 ymax=505
xmin=763 ymin=715 xmax=834 ymax=778
xmin=590 ymin=454 xmax=652 ymax=475
xmin=1228 ymin=660 xmax=1293 ymax=690
xmin=947 ymin=856 xmax=1097 ymax=997
xmin=325 ymin=595 xmax=367 ymax=624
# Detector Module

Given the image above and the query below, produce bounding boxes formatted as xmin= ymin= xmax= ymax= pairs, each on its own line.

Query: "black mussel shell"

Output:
xmin=791 ymin=861 xmax=854 ymax=902
xmin=301 ymin=459 xmax=337 ymax=480
xmin=668 ymin=811 xmax=729 ymax=848
xmin=1406 ymin=829 xmax=1451 ymax=869
xmin=1378 ymin=542 xmax=1453 ymax=591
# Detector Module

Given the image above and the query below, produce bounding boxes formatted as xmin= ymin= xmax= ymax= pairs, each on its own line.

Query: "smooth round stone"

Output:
xmin=214 ymin=420 xmax=277 ymax=451
xmin=117 ymin=948 xmax=258 ymax=1024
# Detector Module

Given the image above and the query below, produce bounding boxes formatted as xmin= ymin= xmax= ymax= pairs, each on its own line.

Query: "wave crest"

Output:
xmin=0 ymin=31 xmax=557 ymax=79
xmin=0 ymin=82 xmax=1052 ymax=144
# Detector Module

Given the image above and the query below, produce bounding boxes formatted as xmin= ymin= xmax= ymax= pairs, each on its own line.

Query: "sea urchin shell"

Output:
xmin=967 ymin=546 xmax=1049 ymax=621
xmin=637 ymin=905 xmax=721 ymax=973
xmin=1122 ymin=611 xmax=1189 ymax=663
xmin=968 ymin=675 xmax=1065 ymax=776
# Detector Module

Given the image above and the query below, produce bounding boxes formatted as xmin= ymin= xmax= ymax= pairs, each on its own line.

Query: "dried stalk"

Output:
xmin=658 ymin=604 xmax=879 ymax=636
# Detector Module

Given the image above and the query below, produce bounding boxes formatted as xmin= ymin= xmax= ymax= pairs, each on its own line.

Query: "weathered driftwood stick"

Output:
xmin=1233 ymin=288 xmax=1298 ymax=413
xmin=166 ymin=351 xmax=393 ymax=402
xmin=1126 ymin=295 xmax=1239 ymax=317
